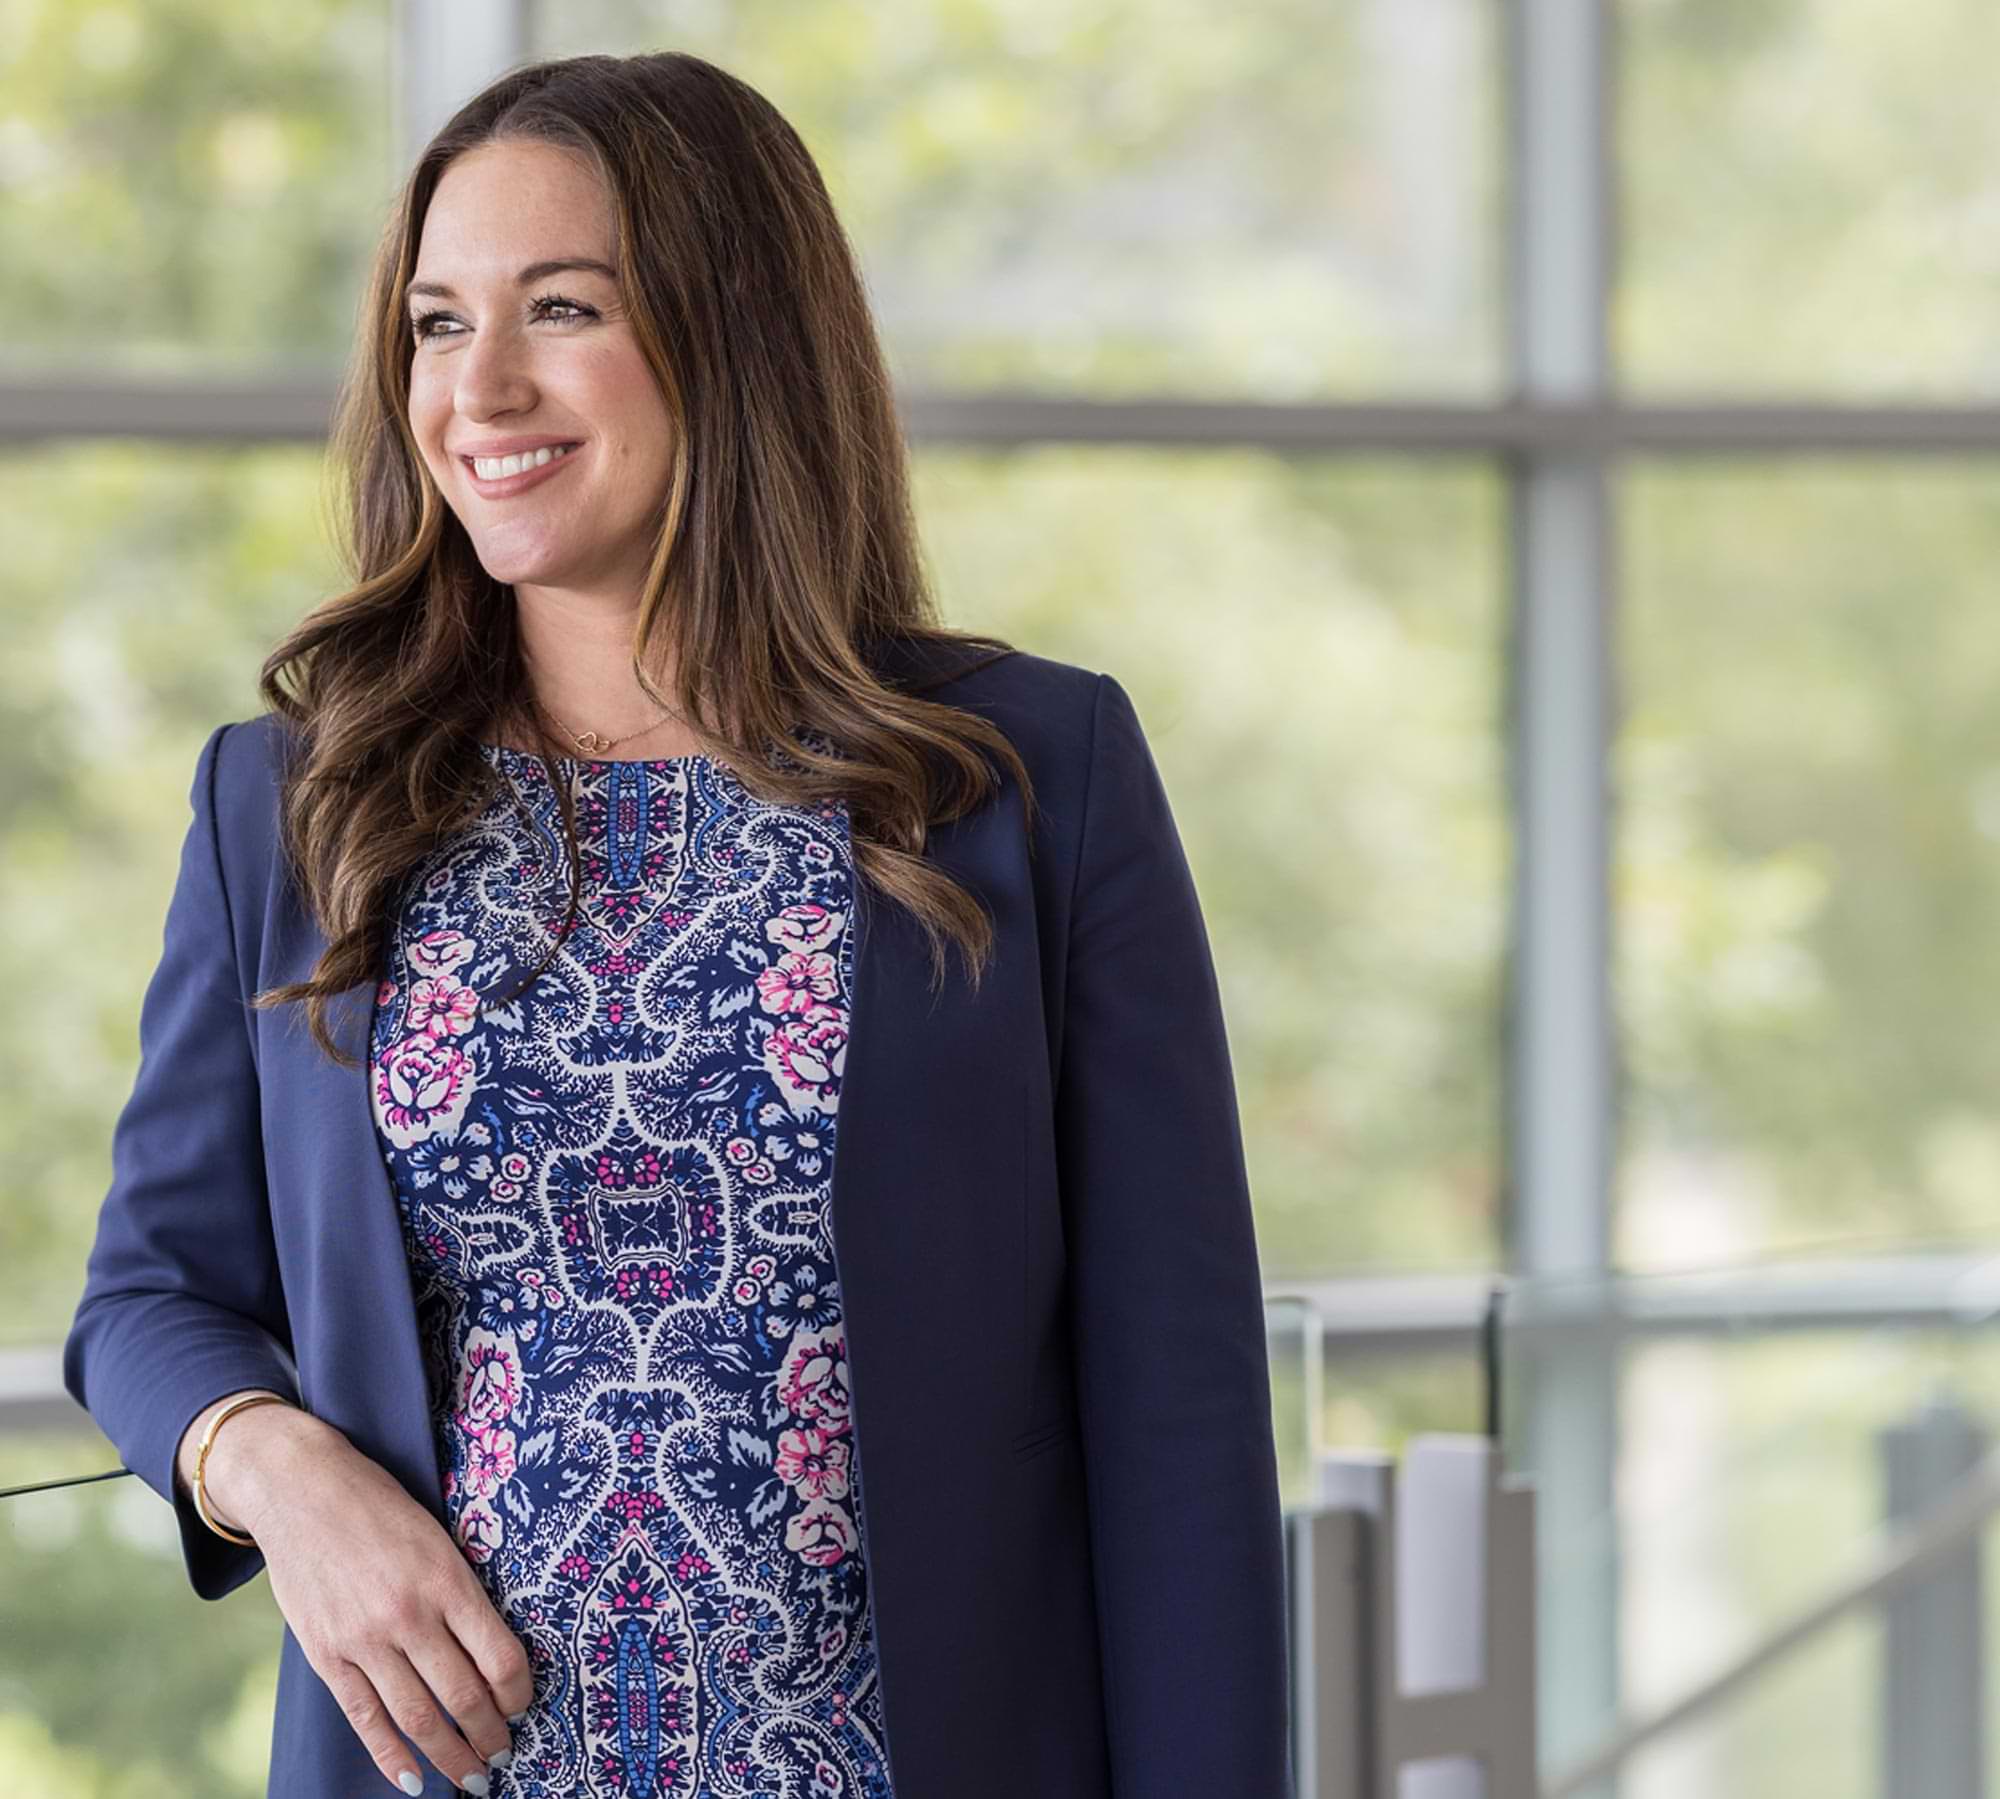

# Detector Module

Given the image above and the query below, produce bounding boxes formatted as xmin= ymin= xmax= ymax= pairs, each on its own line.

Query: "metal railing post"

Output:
xmin=1880 ymin=1387 xmax=1987 ymax=1799
xmin=1289 ymin=1436 xmax=1540 ymax=1797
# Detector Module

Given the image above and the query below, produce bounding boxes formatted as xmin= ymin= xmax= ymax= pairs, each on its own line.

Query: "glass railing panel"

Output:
xmin=1492 ymin=1254 xmax=2000 ymax=1799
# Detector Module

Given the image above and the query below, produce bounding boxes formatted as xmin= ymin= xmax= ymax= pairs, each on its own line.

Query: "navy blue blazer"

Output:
xmin=62 ymin=636 xmax=1291 ymax=1798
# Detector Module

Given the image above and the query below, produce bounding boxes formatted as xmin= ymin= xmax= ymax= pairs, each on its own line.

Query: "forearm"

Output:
xmin=173 ymin=1388 xmax=328 ymax=1535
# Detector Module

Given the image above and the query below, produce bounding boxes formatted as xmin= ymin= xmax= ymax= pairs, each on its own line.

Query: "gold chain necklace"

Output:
xmin=530 ymin=692 xmax=689 ymax=756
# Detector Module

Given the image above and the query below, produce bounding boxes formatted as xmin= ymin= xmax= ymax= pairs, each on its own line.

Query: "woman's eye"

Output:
xmin=409 ymin=294 xmax=594 ymax=343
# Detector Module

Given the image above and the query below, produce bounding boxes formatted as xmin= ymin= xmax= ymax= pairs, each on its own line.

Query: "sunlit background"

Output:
xmin=8 ymin=0 xmax=2000 ymax=1794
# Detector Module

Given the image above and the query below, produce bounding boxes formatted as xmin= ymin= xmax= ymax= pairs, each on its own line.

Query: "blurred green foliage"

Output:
xmin=0 ymin=445 xmax=344 ymax=1350
xmin=1620 ymin=463 xmax=2000 ymax=1267
xmin=1622 ymin=0 xmax=2000 ymax=397
xmin=0 ymin=0 xmax=395 ymax=373
xmin=0 ymin=1439 xmax=283 ymax=1797
xmin=536 ymin=0 xmax=1503 ymax=399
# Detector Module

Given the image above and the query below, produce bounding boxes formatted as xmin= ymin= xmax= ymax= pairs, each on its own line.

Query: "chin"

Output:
xmin=459 ymin=531 xmax=584 ymax=580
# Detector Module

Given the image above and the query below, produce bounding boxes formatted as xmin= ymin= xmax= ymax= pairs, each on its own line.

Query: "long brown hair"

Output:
xmin=250 ymin=51 xmax=1037 ymax=1069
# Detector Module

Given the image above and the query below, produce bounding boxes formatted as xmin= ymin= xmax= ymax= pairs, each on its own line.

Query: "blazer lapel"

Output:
xmin=260 ymin=960 xmax=451 ymax=1520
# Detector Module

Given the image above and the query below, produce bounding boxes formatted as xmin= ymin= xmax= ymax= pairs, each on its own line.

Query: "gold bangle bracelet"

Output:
xmin=194 ymin=1393 xmax=295 ymax=1547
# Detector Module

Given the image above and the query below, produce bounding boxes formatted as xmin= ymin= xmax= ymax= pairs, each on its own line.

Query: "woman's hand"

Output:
xmin=230 ymin=1409 xmax=534 ymax=1795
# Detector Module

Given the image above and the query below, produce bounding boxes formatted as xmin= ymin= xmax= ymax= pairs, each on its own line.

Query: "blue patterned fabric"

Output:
xmin=366 ymin=740 xmax=895 ymax=1797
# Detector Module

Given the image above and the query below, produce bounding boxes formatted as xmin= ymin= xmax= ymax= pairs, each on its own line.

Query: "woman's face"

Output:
xmin=405 ymin=139 xmax=673 ymax=605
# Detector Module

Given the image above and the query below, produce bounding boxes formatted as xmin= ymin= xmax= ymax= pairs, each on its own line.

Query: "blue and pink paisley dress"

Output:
xmin=365 ymin=739 xmax=896 ymax=1798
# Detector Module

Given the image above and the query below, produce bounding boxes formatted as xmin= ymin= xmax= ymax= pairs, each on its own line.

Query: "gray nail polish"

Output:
xmin=462 ymin=1774 xmax=491 ymax=1797
xmin=489 ymin=1745 xmax=515 ymax=1769
xmin=397 ymin=1773 xmax=423 ymax=1796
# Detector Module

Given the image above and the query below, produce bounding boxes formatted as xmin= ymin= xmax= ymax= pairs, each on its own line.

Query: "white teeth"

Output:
xmin=471 ymin=444 xmax=575 ymax=480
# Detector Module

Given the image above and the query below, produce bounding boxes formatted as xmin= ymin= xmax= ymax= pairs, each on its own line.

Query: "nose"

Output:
xmin=447 ymin=331 xmax=541 ymax=421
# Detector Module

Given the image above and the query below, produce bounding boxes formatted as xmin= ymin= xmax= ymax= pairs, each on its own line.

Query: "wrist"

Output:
xmin=181 ymin=1391 xmax=325 ymax=1536
xmin=224 ymin=1403 xmax=342 ymax=1536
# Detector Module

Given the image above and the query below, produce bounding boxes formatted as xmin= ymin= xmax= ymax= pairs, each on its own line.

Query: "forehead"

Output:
xmin=413 ymin=141 xmax=613 ymax=279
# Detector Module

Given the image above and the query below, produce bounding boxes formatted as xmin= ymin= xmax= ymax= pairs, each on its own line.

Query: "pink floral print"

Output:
xmin=369 ymin=743 xmax=894 ymax=1798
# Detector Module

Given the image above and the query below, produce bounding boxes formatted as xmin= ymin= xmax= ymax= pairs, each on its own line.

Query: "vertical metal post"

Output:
xmin=394 ymin=0 xmax=531 ymax=168
xmin=1880 ymin=1388 xmax=1987 ymax=1799
xmin=1292 ymin=1441 xmax=1539 ymax=1798
xmin=1502 ymin=0 xmax=1621 ymax=1792
xmin=1292 ymin=1501 xmax=1377 ymax=1799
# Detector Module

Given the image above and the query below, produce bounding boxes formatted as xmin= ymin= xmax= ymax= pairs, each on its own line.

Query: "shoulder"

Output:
xmin=210 ymin=709 xmax=296 ymax=808
xmin=200 ymin=638 xmax=1127 ymax=867
xmin=201 ymin=711 xmax=297 ymax=901
xmin=218 ymin=637 xmax=1111 ymax=773
xmin=868 ymin=633 xmax=1108 ymax=780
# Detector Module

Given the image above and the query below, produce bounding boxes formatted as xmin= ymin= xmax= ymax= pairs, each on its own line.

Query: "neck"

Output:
xmin=503 ymin=604 xmax=706 ymax=756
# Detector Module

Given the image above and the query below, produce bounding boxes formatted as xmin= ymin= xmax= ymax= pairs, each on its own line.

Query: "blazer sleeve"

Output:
xmin=61 ymin=720 xmax=301 ymax=1603
xmin=1055 ymin=672 xmax=1293 ymax=1797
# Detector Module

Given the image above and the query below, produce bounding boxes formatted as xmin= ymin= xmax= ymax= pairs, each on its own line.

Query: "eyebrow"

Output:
xmin=404 ymin=258 xmax=620 ymax=304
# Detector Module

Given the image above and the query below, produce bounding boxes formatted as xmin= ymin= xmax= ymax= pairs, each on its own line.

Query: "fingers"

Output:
xmin=441 ymin=1584 xmax=538 ymax=1723
xmin=405 ymin=1611 xmax=526 ymax=1781
xmin=361 ymin=1641 xmax=509 ymax=1794
xmin=322 ymin=1656 xmax=460 ymax=1795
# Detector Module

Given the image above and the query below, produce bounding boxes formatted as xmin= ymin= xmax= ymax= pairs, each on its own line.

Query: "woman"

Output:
xmin=62 ymin=51 xmax=1287 ymax=1799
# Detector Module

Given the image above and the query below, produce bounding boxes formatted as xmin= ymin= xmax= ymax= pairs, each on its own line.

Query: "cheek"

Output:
xmin=618 ymin=427 xmax=674 ymax=487
xmin=406 ymin=385 xmax=450 ymax=469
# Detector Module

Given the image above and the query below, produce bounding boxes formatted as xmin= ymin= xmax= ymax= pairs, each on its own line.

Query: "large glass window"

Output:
xmin=1621 ymin=0 xmax=2000 ymax=398
xmin=16 ymin=3 xmax=2000 ymax=1795
xmin=536 ymin=0 xmax=1505 ymax=400
xmin=916 ymin=448 xmax=1507 ymax=1274
xmin=0 ymin=2 xmax=396 ymax=376
xmin=1617 ymin=463 xmax=2000 ymax=1272
xmin=0 ymin=443 xmax=344 ymax=1346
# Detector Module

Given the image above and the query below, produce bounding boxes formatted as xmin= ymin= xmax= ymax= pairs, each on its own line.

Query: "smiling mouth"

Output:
xmin=461 ymin=442 xmax=583 ymax=480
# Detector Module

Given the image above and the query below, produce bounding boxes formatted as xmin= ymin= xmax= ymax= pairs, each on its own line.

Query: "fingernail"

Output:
xmin=463 ymin=1776 xmax=491 ymax=1797
xmin=507 ymin=1710 xmax=529 ymax=1725
xmin=397 ymin=1774 xmax=423 ymax=1796
xmin=489 ymin=1746 xmax=515 ymax=1769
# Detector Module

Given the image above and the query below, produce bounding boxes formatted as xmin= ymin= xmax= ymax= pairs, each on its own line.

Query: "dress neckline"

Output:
xmin=477 ymin=739 xmax=717 ymax=772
